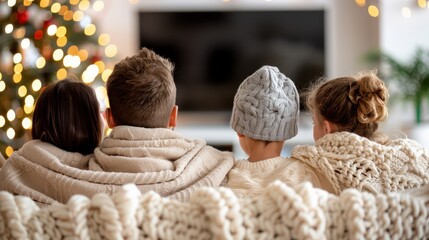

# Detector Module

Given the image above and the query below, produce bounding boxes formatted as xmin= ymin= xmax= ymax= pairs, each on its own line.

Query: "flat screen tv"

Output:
xmin=139 ymin=10 xmax=325 ymax=111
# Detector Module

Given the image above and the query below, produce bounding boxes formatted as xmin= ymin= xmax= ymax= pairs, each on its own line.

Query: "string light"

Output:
xmin=24 ymin=95 xmax=35 ymax=107
xmin=21 ymin=38 xmax=30 ymax=49
xmin=93 ymin=0 xmax=104 ymax=11
xmin=6 ymin=128 xmax=16 ymax=140
xmin=5 ymin=24 xmax=13 ymax=34
xmin=13 ymin=53 xmax=22 ymax=63
xmin=7 ymin=110 xmax=16 ymax=121
xmin=18 ymin=86 xmax=27 ymax=97
xmin=84 ymin=24 xmax=96 ymax=36
xmin=53 ymin=49 xmax=64 ymax=61
xmin=32 ymin=79 xmax=42 ymax=92
xmin=5 ymin=146 xmax=14 ymax=157
xmin=0 ymin=116 xmax=5 ymax=127
xmin=51 ymin=3 xmax=61 ymax=13
xmin=0 ymin=81 xmax=5 ymax=92
xmin=47 ymin=24 xmax=58 ymax=36
xmin=105 ymin=44 xmax=117 ymax=57
xmin=102 ymin=69 xmax=112 ymax=82
xmin=22 ymin=117 xmax=32 ymax=129
xmin=36 ymin=57 xmax=46 ymax=68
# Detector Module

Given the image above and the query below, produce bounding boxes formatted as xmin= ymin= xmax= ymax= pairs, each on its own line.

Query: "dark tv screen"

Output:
xmin=139 ymin=10 xmax=325 ymax=111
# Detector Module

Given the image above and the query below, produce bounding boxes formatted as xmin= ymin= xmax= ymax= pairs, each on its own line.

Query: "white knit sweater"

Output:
xmin=225 ymin=156 xmax=335 ymax=197
xmin=0 ymin=126 xmax=235 ymax=205
xmin=0 ymin=181 xmax=428 ymax=239
xmin=292 ymin=132 xmax=429 ymax=194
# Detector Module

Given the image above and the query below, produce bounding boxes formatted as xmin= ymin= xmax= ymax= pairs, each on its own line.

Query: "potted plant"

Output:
xmin=367 ymin=47 xmax=429 ymax=124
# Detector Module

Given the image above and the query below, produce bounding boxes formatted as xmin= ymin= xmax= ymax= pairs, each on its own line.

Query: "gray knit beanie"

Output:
xmin=230 ymin=65 xmax=299 ymax=141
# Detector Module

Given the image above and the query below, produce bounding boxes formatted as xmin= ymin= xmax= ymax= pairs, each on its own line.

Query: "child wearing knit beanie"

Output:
xmin=225 ymin=66 xmax=334 ymax=197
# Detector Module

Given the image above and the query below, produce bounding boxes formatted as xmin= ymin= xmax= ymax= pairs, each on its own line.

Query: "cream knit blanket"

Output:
xmin=292 ymin=132 xmax=429 ymax=194
xmin=0 ymin=126 xmax=234 ymax=205
xmin=0 ymin=181 xmax=428 ymax=239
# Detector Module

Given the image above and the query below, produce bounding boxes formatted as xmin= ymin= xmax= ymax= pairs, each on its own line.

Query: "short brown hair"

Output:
xmin=305 ymin=70 xmax=389 ymax=141
xmin=32 ymin=78 xmax=102 ymax=155
xmin=106 ymin=47 xmax=176 ymax=128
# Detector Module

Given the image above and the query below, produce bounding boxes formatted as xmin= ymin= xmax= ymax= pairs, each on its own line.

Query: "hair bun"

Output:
xmin=348 ymin=71 xmax=389 ymax=124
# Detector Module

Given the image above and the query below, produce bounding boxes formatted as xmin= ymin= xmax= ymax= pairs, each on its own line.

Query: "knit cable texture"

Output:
xmin=1 ymin=181 xmax=428 ymax=239
xmin=292 ymin=132 xmax=429 ymax=195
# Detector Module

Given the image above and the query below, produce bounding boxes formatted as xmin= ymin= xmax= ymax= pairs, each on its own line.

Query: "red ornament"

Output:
xmin=17 ymin=9 xmax=29 ymax=24
xmin=91 ymin=52 xmax=102 ymax=63
xmin=34 ymin=30 xmax=44 ymax=40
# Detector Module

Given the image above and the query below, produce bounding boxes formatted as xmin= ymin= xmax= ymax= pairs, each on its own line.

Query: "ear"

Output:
xmin=104 ymin=108 xmax=116 ymax=128
xmin=168 ymin=105 xmax=178 ymax=128
xmin=237 ymin=132 xmax=245 ymax=138
xmin=323 ymin=120 xmax=337 ymax=134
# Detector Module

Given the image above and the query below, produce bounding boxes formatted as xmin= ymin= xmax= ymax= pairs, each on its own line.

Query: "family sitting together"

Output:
xmin=0 ymin=47 xmax=428 ymax=206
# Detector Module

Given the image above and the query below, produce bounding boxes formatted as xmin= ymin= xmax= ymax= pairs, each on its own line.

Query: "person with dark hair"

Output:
xmin=0 ymin=78 xmax=104 ymax=205
xmin=31 ymin=78 xmax=103 ymax=155
xmin=291 ymin=70 xmax=429 ymax=194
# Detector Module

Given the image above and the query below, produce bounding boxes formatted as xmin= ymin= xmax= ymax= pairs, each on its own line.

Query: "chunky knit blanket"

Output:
xmin=291 ymin=132 xmax=429 ymax=194
xmin=0 ymin=181 xmax=428 ymax=239
xmin=0 ymin=126 xmax=234 ymax=205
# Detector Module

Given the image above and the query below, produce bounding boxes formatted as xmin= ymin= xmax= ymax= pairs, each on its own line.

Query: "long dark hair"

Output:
xmin=32 ymin=78 xmax=102 ymax=155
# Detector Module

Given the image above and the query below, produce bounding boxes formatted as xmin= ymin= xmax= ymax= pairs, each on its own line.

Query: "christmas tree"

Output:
xmin=0 ymin=0 xmax=115 ymax=158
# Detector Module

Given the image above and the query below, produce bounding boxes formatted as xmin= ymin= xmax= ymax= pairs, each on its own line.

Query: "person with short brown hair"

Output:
xmin=91 ymin=47 xmax=235 ymax=201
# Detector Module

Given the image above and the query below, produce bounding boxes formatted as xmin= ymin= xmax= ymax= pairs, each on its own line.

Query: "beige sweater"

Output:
xmin=0 ymin=126 xmax=235 ymax=205
xmin=292 ymin=132 xmax=429 ymax=194
xmin=225 ymin=156 xmax=335 ymax=197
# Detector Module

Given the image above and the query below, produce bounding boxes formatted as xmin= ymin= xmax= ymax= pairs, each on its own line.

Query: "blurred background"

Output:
xmin=1 ymin=0 xmax=429 ymax=158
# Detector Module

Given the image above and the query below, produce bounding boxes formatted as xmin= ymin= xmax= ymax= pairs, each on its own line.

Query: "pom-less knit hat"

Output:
xmin=230 ymin=65 xmax=299 ymax=141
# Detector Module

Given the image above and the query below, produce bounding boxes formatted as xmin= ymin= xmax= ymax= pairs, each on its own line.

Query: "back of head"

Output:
xmin=306 ymin=70 xmax=389 ymax=141
xmin=32 ymin=78 xmax=102 ymax=155
xmin=106 ymin=47 xmax=176 ymax=128
xmin=230 ymin=65 xmax=300 ymax=141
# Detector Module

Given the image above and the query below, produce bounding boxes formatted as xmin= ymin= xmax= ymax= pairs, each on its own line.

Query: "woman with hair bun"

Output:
xmin=291 ymin=70 xmax=429 ymax=195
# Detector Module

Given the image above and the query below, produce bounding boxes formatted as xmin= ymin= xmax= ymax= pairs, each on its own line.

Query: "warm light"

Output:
xmin=21 ymin=38 xmax=30 ymax=49
xmin=18 ymin=86 xmax=27 ymax=97
xmin=13 ymin=27 xmax=26 ymax=39
xmin=23 ymin=0 xmax=32 ymax=6
xmin=14 ymin=63 xmax=23 ymax=73
xmin=0 ymin=81 xmax=5 ymax=92
xmin=7 ymin=109 xmax=16 ymax=121
xmin=59 ymin=5 xmax=68 ymax=15
xmin=63 ymin=55 xmax=73 ymax=67
xmin=0 ymin=72 xmax=2 ymax=80
xmin=22 ymin=117 xmax=32 ymax=129
xmin=129 ymin=0 xmax=139 ymax=3
xmin=24 ymin=105 xmax=33 ymax=114
xmin=93 ymin=0 xmax=104 ymax=11
xmin=64 ymin=10 xmax=74 ymax=21
xmin=5 ymin=24 xmax=13 ymax=34
xmin=368 ymin=5 xmax=379 ymax=17
xmin=7 ymin=0 xmax=16 ymax=7
xmin=32 ymin=79 xmax=42 ymax=91
xmin=70 ymin=0 xmax=79 ymax=5
xmin=51 ymin=2 xmax=61 ymax=13
xmin=57 ymin=68 xmax=67 ymax=80
xmin=94 ymin=61 xmax=105 ymax=73
xmin=68 ymin=45 xmax=79 ymax=55
xmin=70 ymin=56 xmax=81 ymax=68
xmin=82 ymin=65 xmax=99 ymax=83
xmin=105 ymin=44 xmax=117 ymax=58
xmin=95 ymin=86 xmax=107 ymax=100
xmin=13 ymin=73 xmax=22 ymax=83
xmin=53 ymin=49 xmax=64 ymax=61
xmin=0 ymin=116 xmax=5 ymax=127
xmin=104 ymin=98 xmax=110 ymax=108
xmin=57 ymin=36 xmax=67 ymax=47
xmin=25 ymin=95 xmax=35 ymax=107
xmin=418 ymin=0 xmax=427 ymax=8
xmin=355 ymin=0 xmax=365 ymax=7
xmin=5 ymin=146 xmax=14 ymax=157
xmin=56 ymin=26 xmax=67 ymax=37
xmin=79 ymin=0 xmax=90 ymax=10
xmin=84 ymin=24 xmax=96 ymax=36
xmin=402 ymin=7 xmax=411 ymax=18
xmin=7 ymin=128 xmax=15 ymax=139
xmin=39 ymin=0 xmax=49 ymax=8
xmin=47 ymin=24 xmax=57 ymax=36
xmin=102 ymin=69 xmax=112 ymax=82
xmin=73 ymin=11 xmax=84 ymax=21
xmin=78 ymin=49 xmax=89 ymax=61
xmin=36 ymin=57 xmax=46 ymax=68
xmin=98 ymin=33 xmax=110 ymax=46
xmin=13 ymin=53 xmax=22 ymax=63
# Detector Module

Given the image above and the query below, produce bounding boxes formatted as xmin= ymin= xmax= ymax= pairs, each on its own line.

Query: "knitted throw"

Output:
xmin=0 ymin=181 xmax=428 ymax=239
xmin=291 ymin=132 xmax=429 ymax=194
xmin=0 ymin=126 xmax=234 ymax=205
